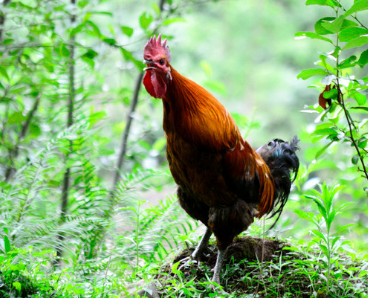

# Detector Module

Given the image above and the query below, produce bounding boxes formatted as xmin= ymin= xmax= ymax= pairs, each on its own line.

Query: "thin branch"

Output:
xmin=334 ymin=3 xmax=368 ymax=182
xmin=340 ymin=92 xmax=368 ymax=180
xmin=0 ymin=0 xmax=11 ymax=42
xmin=5 ymin=93 xmax=41 ymax=182
xmin=110 ymin=0 xmax=166 ymax=192
xmin=56 ymin=0 xmax=76 ymax=264
xmin=339 ymin=5 xmax=368 ymax=30
xmin=111 ymin=72 xmax=143 ymax=188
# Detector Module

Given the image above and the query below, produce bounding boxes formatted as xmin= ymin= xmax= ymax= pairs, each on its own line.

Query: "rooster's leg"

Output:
xmin=178 ymin=227 xmax=212 ymax=271
xmin=211 ymin=249 xmax=225 ymax=285
xmin=191 ymin=227 xmax=212 ymax=260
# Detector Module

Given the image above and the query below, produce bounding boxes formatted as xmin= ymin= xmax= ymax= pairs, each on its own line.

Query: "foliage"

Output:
xmin=296 ymin=183 xmax=356 ymax=295
xmin=297 ymin=0 xmax=368 ymax=184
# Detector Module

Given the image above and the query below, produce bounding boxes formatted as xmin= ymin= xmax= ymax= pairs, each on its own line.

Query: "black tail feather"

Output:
xmin=256 ymin=135 xmax=300 ymax=230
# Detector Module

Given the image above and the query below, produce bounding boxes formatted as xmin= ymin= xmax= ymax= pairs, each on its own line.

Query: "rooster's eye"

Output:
xmin=159 ymin=59 xmax=165 ymax=65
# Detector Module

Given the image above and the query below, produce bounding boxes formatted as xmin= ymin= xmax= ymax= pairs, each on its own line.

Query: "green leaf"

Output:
xmin=321 ymin=15 xmax=344 ymax=33
xmin=345 ymin=0 xmax=368 ymax=17
xmin=297 ymin=68 xmax=330 ymax=80
xmin=0 ymin=66 xmax=10 ymax=81
xmin=203 ymin=81 xmax=227 ymax=96
xmin=151 ymin=3 xmax=161 ymax=15
xmin=103 ymin=38 xmax=117 ymax=46
xmin=4 ymin=235 xmax=10 ymax=253
xmin=315 ymin=141 xmax=333 ymax=159
xmin=318 ymin=244 xmax=329 ymax=258
xmin=338 ymin=55 xmax=357 ymax=69
xmin=200 ymin=61 xmax=212 ymax=77
xmin=162 ymin=17 xmax=186 ymax=26
xmin=8 ymin=112 xmax=26 ymax=124
xmin=358 ymin=137 xmax=367 ymax=148
xmin=3 ymin=228 xmax=10 ymax=253
xmin=70 ymin=23 xmax=85 ymax=37
xmin=295 ymin=31 xmax=333 ymax=43
xmin=331 ymin=236 xmax=341 ymax=249
xmin=89 ymin=11 xmax=113 ymax=17
xmin=85 ymin=20 xmax=102 ymax=37
xmin=294 ymin=209 xmax=317 ymax=224
xmin=352 ymin=155 xmax=359 ymax=164
xmin=89 ymin=111 xmax=106 ymax=127
xmin=60 ymin=44 xmax=70 ymax=57
xmin=3 ymin=38 xmax=14 ymax=45
xmin=171 ymin=261 xmax=180 ymax=274
xmin=336 ymin=223 xmax=356 ymax=235
xmin=343 ymin=36 xmax=368 ymax=50
xmin=340 ymin=19 xmax=358 ymax=30
xmin=120 ymin=48 xmax=144 ymax=70
xmin=139 ymin=12 xmax=154 ymax=30
xmin=13 ymin=282 xmax=21 ymax=293
xmin=315 ymin=122 xmax=334 ymax=130
xmin=315 ymin=17 xmax=335 ymax=35
xmin=29 ymin=123 xmax=41 ymax=137
xmin=78 ymin=0 xmax=88 ymax=8
xmin=357 ymin=49 xmax=368 ymax=67
xmin=152 ymin=138 xmax=166 ymax=151
xmin=350 ymin=106 xmax=368 ymax=112
xmin=311 ymin=229 xmax=327 ymax=242
xmin=323 ymin=88 xmax=338 ymax=99
xmin=121 ymin=26 xmax=133 ymax=37
xmin=339 ymin=27 xmax=368 ymax=42
xmin=306 ymin=0 xmax=336 ymax=7
xmin=81 ymin=57 xmax=95 ymax=68
xmin=350 ymin=90 xmax=367 ymax=105
xmin=81 ymin=49 xmax=98 ymax=60
xmin=313 ymin=128 xmax=337 ymax=136
xmin=314 ymin=198 xmax=327 ymax=220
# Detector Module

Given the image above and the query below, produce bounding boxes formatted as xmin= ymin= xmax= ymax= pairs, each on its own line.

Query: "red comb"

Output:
xmin=144 ymin=34 xmax=171 ymax=62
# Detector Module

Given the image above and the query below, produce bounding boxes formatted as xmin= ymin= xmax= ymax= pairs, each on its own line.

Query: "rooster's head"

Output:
xmin=143 ymin=34 xmax=172 ymax=99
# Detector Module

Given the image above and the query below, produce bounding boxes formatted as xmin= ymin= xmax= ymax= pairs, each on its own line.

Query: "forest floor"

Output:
xmin=135 ymin=236 xmax=368 ymax=298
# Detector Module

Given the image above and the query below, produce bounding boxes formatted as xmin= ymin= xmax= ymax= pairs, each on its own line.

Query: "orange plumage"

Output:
xmin=142 ymin=35 xmax=299 ymax=285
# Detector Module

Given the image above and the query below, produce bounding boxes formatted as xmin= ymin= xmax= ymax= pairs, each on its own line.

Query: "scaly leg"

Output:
xmin=191 ymin=227 xmax=212 ymax=260
xmin=212 ymin=249 xmax=225 ymax=285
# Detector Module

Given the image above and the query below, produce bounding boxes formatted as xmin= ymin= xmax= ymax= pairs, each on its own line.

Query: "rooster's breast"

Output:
xmin=165 ymin=132 xmax=237 ymax=207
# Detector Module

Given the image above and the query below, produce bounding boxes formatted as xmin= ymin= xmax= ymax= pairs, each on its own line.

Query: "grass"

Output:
xmin=154 ymin=236 xmax=368 ymax=297
xmin=2 ymin=182 xmax=368 ymax=297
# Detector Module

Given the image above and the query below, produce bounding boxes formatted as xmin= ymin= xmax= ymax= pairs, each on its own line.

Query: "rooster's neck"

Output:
xmin=162 ymin=66 xmax=242 ymax=152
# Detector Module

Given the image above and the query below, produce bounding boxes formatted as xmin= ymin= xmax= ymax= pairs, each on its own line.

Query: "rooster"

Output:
xmin=142 ymin=35 xmax=299 ymax=285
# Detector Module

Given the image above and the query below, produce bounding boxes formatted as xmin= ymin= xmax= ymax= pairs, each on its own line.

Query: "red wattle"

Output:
xmin=143 ymin=71 xmax=156 ymax=98
xmin=143 ymin=70 xmax=167 ymax=99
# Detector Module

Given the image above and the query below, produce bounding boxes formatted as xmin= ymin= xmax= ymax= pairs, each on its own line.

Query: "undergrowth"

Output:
xmin=155 ymin=238 xmax=368 ymax=298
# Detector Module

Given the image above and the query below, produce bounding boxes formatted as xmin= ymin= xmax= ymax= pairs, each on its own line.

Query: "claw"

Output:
xmin=177 ymin=256 xmax=197 ymax=271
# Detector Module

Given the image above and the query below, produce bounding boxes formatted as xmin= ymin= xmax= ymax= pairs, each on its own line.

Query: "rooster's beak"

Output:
xmin=143 ymin=59 xmax=155 ymax=71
